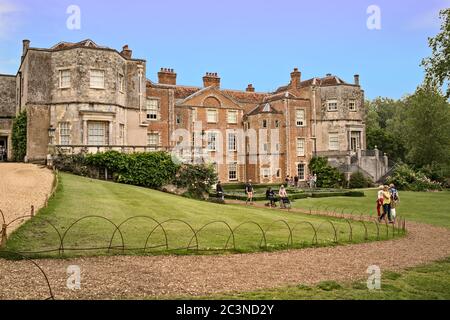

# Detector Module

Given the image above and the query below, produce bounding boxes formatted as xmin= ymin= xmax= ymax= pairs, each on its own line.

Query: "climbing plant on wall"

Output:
xmin=11 ymin=111 xmax=27 ymax=162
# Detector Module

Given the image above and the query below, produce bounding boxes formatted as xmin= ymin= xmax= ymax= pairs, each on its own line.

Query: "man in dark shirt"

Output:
xmin=245 ymin=180 xmax=254 ymax=205
xmin=216 ymin=181 xmax=224 ymax=200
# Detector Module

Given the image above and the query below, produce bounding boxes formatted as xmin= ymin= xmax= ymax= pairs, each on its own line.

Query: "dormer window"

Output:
xmin=327 ymin=100 xmax=338 ymax=112
xmin=262 ymin=103 xmax=271 ymax=112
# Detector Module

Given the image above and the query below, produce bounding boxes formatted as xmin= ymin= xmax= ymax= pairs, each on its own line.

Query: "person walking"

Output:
xmin=376 ymin=185 xmax=384 ymax=218
xmin=265 ymin=187 xmax=276 ymax=207
xmin=389 ymin=183 xmax=400 ymax=221
xmin=279 ymin=185 xmax=288 ymax=209
xmin=245 ymin=180 xmax=254 ymax=205
xmin=216 ymin=181 xmax=224 ymax=200
xmin=312 ymin=174 xmax=318 ymax=189
xmin=294 ymin=175 xmax=299 ymax=188
xmin=379 ymin=185 xmax=393 ymax=223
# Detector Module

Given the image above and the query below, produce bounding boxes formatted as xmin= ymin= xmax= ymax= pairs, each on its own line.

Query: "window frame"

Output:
xmin=328 ymin=133 xmax=340 ymax=151
xmin=296 ymin=109 xmax=306 ymax=127
xmin=327 ymin=99 xmax=338 ymax=112
xmin=228 ymin=132 xmax=237 ymax=151
xmin=228 ymin=162 xmax=238 ymax=181
xmin=90 ymin=69 xmax=105 ymax=89
xmin=348 ymin=100 xmax=357 ymax=112
xmin=59 ymin=122 xmax=71 ymax=145
xmin=227 ymin=110 xmax=238 ymax=124
xmin=207 ymin=109 xmax=218 ymax=123
xmin=207 ymin=131 xmax=218 ymax=151
xmin=59 ymin=69 xmax=71 ymax=89
xmin=296 ymin=137 xmax=305 ymax=156
xmin=146 ymin=98 xmax=160 ymax=121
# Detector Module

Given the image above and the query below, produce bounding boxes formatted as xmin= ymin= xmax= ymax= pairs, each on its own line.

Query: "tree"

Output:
xmin=365 ymin=98 xmax=407 ymax=162
xmin=308 ymin=157 xmax=344 ymax=188
xmin=422 ymin=8 xmax=450 ymax=98
xmin=402 ymin=86 xmax=450 ymax=168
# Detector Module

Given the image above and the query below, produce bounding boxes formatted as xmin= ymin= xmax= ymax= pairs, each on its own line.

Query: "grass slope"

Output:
xmin=6 ymin=173 xmax=395 ymax=258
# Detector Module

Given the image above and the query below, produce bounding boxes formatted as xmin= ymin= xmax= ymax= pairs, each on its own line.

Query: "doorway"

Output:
xmin=350 ymin=131 xmax=361 ymax=151
xmin=0 ymin=136 xmax=7 ymax=161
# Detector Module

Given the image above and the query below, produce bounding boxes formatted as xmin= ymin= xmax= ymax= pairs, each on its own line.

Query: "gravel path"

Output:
xmin=1 ymin=221 xmax=449 ymax=300
xmin=0 ymin=163 xmax=54 ymax=235
xmin=1 ymin=166 xmax=449 ymax=300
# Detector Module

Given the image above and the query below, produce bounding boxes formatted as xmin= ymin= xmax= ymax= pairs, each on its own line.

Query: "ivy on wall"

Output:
xmin=11 ymin=111 xmax=27 ymax=162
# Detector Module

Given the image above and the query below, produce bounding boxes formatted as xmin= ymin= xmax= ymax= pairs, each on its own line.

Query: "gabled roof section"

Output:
xmin=51 ymin=39 xmax=105 ymax=50
xmin=274 ymin=75 xmax=351 ymax=93
xmin=247 ymin=102 xmax=283 ymax=116
xmin=176 ymin=86 xmax=244 ymax=109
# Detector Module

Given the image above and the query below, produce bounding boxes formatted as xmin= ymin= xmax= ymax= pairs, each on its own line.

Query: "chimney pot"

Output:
xmin=326 ymin=73 xmax=332 ymax=77
xmin=121 ymin=44 xmax=132 ymax=59
xmin=290 ymin=68 xmax=301 ymax=88
xmin=354 ymin=74 xmax=360 ymax=86
xmin=203 ymin=72 xmax=221 ymax=88
xmin=246 ymin=84 xmax=255 ymax=92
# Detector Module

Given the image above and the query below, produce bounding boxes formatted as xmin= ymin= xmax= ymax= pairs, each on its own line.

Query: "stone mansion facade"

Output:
xmin=0 ymin=39 xmax=389 ymax=184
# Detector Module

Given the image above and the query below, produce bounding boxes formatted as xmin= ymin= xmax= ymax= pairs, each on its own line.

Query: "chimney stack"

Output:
xmin=121 ymin=45 xmax=132 ymax=59
xmin=203 ymin=72 xmax=220 ymax=88
xmin=354 ymin=74 xmax=360 ymax=86
xmin=326 ymin=73 xmax=332 ymax=77
xmin=290 ymin=68 xmax=301 ymax=88
xmin=22 ymin=39 xmax=30 ymax=60
xmin=158 ymin=68 xmax=177 ymax=85
xmin=246 ymin=84 xmax=255 ymax=92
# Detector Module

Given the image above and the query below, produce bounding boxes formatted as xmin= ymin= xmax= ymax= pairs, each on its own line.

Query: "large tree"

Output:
xmin=365 ymin=98 xmax=406 ymax=162
xmin=422 ymin=8 xmax=450 ymax=98
xmin=401 ymin=86 xmax=450 ymax=168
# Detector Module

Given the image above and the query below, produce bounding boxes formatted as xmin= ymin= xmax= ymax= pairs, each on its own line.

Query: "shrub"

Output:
xmin=11 ymin=111 xmax=27 ymax=162
xmin=386 ymin=163 xmax=442 ymax=191
xmin=56 ymin=151 xmax=179 ymax=189
xmin=175 ymin=163 xmax=218 ymax=199
xmin=349 ymin=171 xmax=370 ymax=189
xmin=309 ymin=157 xmax=344 ymax=188
xmin=115 ymin=152 xmax=179 ymax=189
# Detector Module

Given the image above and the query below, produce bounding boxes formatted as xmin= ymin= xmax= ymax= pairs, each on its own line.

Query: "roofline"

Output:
xmin=0 ymin=73 xmax=16 ymax=78
xmin=26 ymin=46 xmax=146 ymax=62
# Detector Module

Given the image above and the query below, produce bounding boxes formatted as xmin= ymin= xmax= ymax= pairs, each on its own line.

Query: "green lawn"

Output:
xmin=5 ymin=173 xmax=395 ymax=258
xmin=289 ymin=189 xmax=450 ymax=228
xmin=186 ymin=257 xmax=450 ymax=300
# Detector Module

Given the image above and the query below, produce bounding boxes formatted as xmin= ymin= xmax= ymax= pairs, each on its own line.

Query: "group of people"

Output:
xmin=265 ymin=185 xmax=290 ymax=209
xmin=283 ymin=174 xmax=317 ymax=189
xmin=377 ymin=184 xmax=399 ymax=224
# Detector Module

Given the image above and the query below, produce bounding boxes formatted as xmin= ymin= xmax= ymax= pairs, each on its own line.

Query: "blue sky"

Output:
xmin=0 ymin=0 xmax=448 ymax=99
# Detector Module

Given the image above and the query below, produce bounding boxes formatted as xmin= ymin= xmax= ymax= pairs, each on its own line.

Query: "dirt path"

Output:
xmin=0 ymin=163 xmax=54 ymax=235
xmin=1 ymin=220 xmax=449 ymax=300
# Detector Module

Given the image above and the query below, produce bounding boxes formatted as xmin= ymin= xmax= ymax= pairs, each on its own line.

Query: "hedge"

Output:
xmin=210 ymin=190 xmax=364 ymax=201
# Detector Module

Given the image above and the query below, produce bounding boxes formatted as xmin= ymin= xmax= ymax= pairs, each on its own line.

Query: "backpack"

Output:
xmin=391 ymin=189 xmax=399 ymax=201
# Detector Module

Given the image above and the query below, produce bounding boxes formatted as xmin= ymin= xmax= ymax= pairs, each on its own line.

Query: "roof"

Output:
xmin=146 ymin=80 xmax=268 ymax=103
xmin=50 ymin=39 xmax=105 ymax=50
xmin=274 ymin=75 xmax=351 ymax=93
xmin=247 ymin=102 xmax=283 ymax=116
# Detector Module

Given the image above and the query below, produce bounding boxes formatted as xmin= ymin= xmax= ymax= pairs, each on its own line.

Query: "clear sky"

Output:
xmin=0 ymin=0 xmax=448 ymax=99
